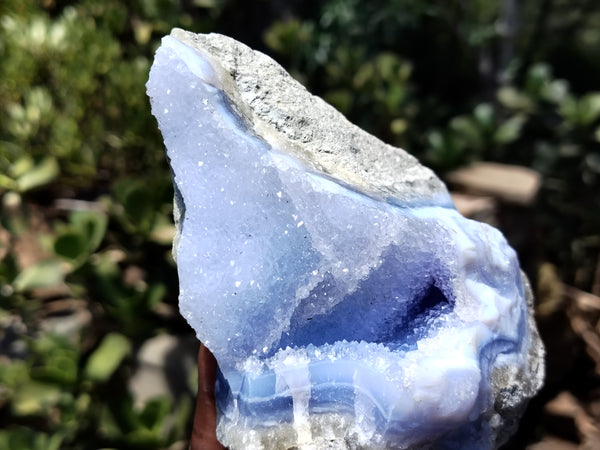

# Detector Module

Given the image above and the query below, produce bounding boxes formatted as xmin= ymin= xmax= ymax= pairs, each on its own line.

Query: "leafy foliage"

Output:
xmin=0 ymin=0 xmax=205 ymax=447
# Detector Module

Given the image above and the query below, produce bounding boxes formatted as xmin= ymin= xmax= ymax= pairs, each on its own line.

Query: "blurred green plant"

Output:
xmin=425 ymin=63 xmax=600 ymax=286
xmin=0 ymin=331 xmax=191 ymax=448
xmin=0 ymin=190 xmax=184 ymax=448
xmin=0 ymin=0 xmax=216 ymax=447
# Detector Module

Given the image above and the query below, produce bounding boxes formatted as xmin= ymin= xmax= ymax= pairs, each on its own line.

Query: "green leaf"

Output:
xmin=70 ymin=210 xmax=107 ymax=253
xmin=139 ymin=397 xmax=170 ymax=431
xmin=99 ymin=402 xmax=123 ymax=438
xmin=53 ymin=231 xmax=87 ymax=261
xmin=497 ymin=86 xmax=534 ymax=112
xmin=0 ymin=359 xmax=29 ymax=388
xmin=30 ymin=344 xmax=79 ymax=386
xmin=149 ymin=224 xmax=175 ymax=245
xmin=125 ymin=428 xmax=163 ymax=446
xmin=558 ymin=97 xmax=579 ymax=128
xmin=585 ymin=152 xmax=600 ymax=174
xmin=193 ymin=0 xmax=220 ymax=7
xmin=13 ymin=260 xmax=64 ymax=292
xmin=16 ymin=157 xmax=59 ymax=192
xmin=171 ymin=395 xmax=192 ymax=441
xmin=0 ymin=173 xmax=17 ymax=190
xmin=390 ymin=118 xmax=408 ymax=135
xmin=83 ymin=333 xmax=131 ymax=382
xmin=44 ymin=432 xmax=64 ymax=450
xmin=525 ymin=63 xmax=551 ymax=96
xmin=578 ymin=93 xmax=600 ymax=125
xmin=263 ymin=19 xmax=310 ymax=55
xmin=449 ymin=116 xmax=483 ymax=149
xmin=114 ymin=180 xmax=154 ymax=233
xmin=324 ymin=89 xmax=353 ymax=114
xmin=494 ymin=115 xmax=526 ymax=145
xmin=0 ymin=428 xmax=64 ymax=450
xmin=1 ymin=428 xmax=36 ymax=450
xmin=144 ymin=283 xmax=166 ymax=309
xmin=12 ymin=381 xmax=61 ymax=416
xmin=53 ymin=211 xmax=108 ymax=263
xmin=541 ymin=79 xmax=570 ymax=104
xmin=427 ymin=130 xmax=445 ymax=151
xmin=10 ymin=156 xmax=34 ymax=178
xmin=353 ymin=62 xmax=374 ymax=88
xmin=473 ymin=103 xmax=494 ymax=130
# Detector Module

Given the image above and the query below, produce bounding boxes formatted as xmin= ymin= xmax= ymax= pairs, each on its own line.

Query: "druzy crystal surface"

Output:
xmin=147 ymin=30 xmax=544 ymax=449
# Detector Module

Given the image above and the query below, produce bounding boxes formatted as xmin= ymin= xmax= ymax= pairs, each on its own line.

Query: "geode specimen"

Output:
xmin=147 ymin=29 xmax=544 ymax=449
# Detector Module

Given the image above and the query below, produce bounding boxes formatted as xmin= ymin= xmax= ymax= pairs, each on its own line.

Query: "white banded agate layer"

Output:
xmin=147 ymin=30 xmax=544 ymax=449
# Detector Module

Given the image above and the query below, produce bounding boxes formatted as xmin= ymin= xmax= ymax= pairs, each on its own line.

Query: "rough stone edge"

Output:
xmin=490 ymin=272 xmax=545 ymax=447
xmin=170 ymin=28 xmax=450 ymax=205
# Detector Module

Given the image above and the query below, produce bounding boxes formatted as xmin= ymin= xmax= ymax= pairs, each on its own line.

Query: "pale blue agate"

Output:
xmin=148 ymin=35 xmax=533 ymax=449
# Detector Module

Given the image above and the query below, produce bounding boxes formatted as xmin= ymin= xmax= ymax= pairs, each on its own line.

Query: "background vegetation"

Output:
xmin=1 ymin=0 xmax=599 ymax=448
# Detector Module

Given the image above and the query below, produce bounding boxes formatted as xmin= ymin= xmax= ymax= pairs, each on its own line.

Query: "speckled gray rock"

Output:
xmin=170 ymin=28 xmax=448 ymax=205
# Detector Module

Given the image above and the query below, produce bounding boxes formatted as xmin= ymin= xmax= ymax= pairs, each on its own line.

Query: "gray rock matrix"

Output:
xmin=166 ymin=28 xmax=545 ymax=448
xmin=171 ymin=28 xmax=448 ymax=205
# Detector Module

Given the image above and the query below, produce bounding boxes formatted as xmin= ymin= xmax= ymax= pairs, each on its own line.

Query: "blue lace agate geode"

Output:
xmin=147 ymin=29 xmax=544 ymax=449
